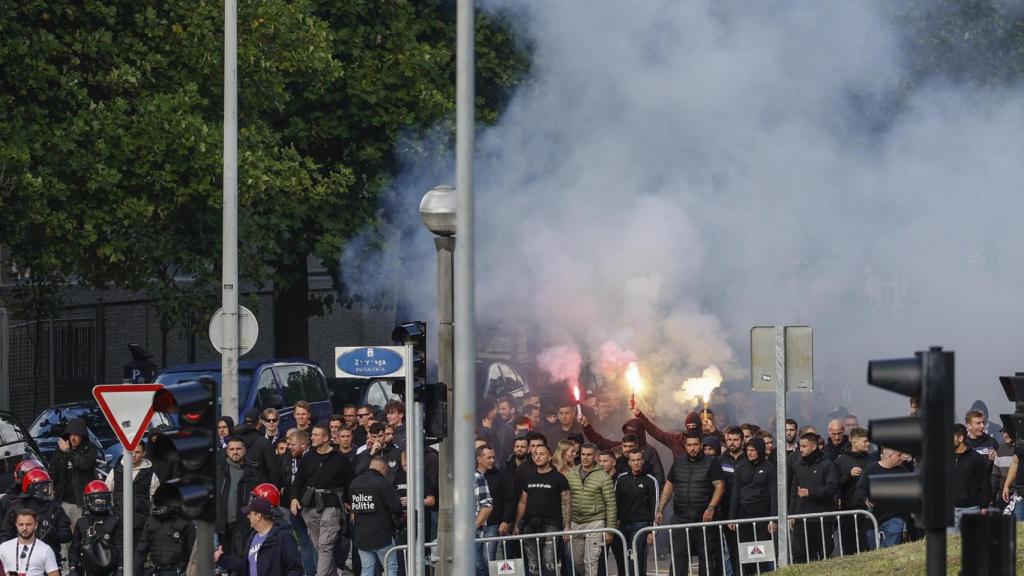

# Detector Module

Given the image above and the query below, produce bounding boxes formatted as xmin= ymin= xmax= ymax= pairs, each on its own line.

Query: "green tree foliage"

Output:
xmin=0 ymin=0 xmax=528 ymax=354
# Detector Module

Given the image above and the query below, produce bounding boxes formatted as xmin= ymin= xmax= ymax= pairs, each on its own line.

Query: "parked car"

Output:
xmin=155 ymin=358 xmax=333 ymax=431
xmin=29 ymin=402 xmax=173 ymax=474
xmin=0 ymin=411 xmax=42 ymax=493
xmin=335 ymin=359 xmax=531 ymax=413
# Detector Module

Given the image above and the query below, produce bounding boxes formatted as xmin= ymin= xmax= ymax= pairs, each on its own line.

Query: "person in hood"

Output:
xmin=50 ymin=417 xmax=97 ymax=536
xmin=217 ymin=416 xmax=235 ymax=450
xmin=833 ymin=427 xmax=876 ymax=555
xmin=233 ymin=408 xmax=282 ymax=487
xmin=728 ymin=437 xmax=776 ymax=576
xmin=629 ymin=400 xmax=700 ymax=459
xmin=579 ymin=415 xmax=665 ymax=485
xmin=104 ymin=442 xmax=159 ymax=550
xmin=702 ymin=436 xmax=722 ymax=458
xmin=789 ymin=432 xmax=839 ymax=563
xmin=215 ymin=497 xmax=303 ymax=576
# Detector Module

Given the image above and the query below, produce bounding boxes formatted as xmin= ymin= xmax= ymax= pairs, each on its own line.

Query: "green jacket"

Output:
xmin=566 ymin=466 xmax=617 ymax=525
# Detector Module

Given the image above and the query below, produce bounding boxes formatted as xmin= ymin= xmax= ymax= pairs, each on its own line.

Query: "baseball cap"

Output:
xmin=242 ymin=497 xmax=273 ymax=516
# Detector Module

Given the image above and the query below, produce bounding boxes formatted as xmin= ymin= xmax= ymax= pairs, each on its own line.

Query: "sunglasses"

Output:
xmin=263 ymin=418 xmax=279 ymax=423
xmin=357 ymin=413 xmax=371 ymax=418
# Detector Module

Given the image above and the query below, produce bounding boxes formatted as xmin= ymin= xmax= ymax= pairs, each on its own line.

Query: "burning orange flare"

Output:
xmin=625 ymin=361 xmax=643 ymax=396
xmin=675 ymin=365 xmax=723 ymax=405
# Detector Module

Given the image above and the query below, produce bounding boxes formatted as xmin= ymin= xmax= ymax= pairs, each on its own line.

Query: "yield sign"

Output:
xmin=92 ymin=384 xmax=164 ymax=451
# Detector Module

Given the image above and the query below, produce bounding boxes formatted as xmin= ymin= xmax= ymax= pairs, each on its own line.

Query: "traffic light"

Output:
xmin=866 ymin=347 xmax=954 ymax=531
xmin=999 ymin=373 xmax=1024 ymax=446
xmin=149 ymin=377 xmax=216 ymax=520
xmin=392 ymin=321 xmax=447 ymax=441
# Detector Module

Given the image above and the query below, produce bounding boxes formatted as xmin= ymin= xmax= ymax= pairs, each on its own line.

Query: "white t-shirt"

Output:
xmin=0 ymin=537 xmax=59 ymax=576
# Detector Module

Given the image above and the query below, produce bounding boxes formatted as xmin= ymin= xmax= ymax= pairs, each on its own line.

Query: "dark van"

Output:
xmin=155 ymin=359 xmax=333 ymax=431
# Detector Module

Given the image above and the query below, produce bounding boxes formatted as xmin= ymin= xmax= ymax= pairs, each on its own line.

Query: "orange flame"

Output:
xmin=625 ymin=361 xmax=643 ymax=395
xmin=675 ymin=365 xmax=723 ymax=405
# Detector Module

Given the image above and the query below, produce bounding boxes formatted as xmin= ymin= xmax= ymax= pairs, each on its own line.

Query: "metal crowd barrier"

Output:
xmin=632 ymin=510 xmax=880 ymax=576
xmin=384 ymin=526 xmax=628 ymax=576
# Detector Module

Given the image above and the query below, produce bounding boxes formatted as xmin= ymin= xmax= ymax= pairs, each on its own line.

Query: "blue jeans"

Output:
xmin=476 ymin=525 xmax=499 ymax=576
xmin=285 ymin=506 xmax=318 ymax=576
xmin=867 ymin=517 xmax=905 ymax=549
xmin=359 ymin=540 xmax=399 ymax=576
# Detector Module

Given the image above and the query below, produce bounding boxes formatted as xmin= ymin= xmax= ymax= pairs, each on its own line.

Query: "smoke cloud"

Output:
xmin=344 ymin=2 xmax=1024 ymax=428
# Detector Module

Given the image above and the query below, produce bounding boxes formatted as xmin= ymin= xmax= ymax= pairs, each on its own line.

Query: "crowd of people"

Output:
xmin=0 ymin=389 xmax=1020 ymax=576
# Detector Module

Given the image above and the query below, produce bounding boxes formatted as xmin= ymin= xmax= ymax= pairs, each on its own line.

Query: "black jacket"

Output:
xmin=69 ymin=512 xmax=122 ymax=575
xmin=217 ymin=523 xmax=303 ymax=576
xmin=729 ymin=439 xmax=777 ymax=520
xmin=354 ymin=443 xmax=402 ymax=482
xmin=234 ymin=422 xmax=283 ymax=487
xmin=0 ymin=496 xmax=72 ymax=561
xmin=134 ymin=514 xmax=195 ymax=572
xmin=952 ymin=447 xmax=990 ymax=508
xmin=789 ymin=448 xmax=839 ymax=514
xmin=833 ymin=449 xmax=876 ymax=510
xmin=823 ymin=436 xmax=851 ymax=461
xmin=349 ymin=468 xmax=402 ymax=550
xmin=614 ymin=471 xmax=659 ymax=524
xmin=51 ymin=417 xmax=99 ymax=506
xmin=855 ymin=461 xmax=909 ymax=524
xmin=216 ymin=458 xmax=262 ymax=533
xmin=293 ymin=447 xmax=353 ymax=509
xmin=483 ymin=468 xmax=516 ymax=527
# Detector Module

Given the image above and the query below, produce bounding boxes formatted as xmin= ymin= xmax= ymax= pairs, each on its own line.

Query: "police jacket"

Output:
xmin=348 ymin=468 xmax=402 ymax=550
xmin=134 ymin=514 xmax=195 ymax=573
xmin=788 ymin=448 xmax=839 ymax=514
xmin=667 ymin=453 xmax=724 ymax=522
xmin=51 ymin=418 xmax=99 ymax=507
xmin=234 ymin=422 xmax=283 ymax=487
xmin=614 ymin=471 xmax=659 ymax=524
xmin=216 ymin=458 xmax=261 ymax=533
xmin=0 ymin=496 xmax=72 ymax=560
xmin=69 ymin=512 xmax=122 ymax=575
xmin=729 ymin=442 xmax=777 ymax=520
xmin=833 ymin=449 xmax=876 ymax=511
xmin=216 ymin=524 xmax=303 ymax=576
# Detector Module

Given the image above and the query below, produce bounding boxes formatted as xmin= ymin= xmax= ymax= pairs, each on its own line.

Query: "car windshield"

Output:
xmin=154 ymin=369 xmax=253 ymax=412
xmin=29 ymin=406 xmax=114 ymax=442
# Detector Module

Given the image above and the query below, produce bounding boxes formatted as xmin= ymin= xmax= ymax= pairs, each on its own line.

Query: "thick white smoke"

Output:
xmin=346 ymin=1 xmax=1024 ymax=428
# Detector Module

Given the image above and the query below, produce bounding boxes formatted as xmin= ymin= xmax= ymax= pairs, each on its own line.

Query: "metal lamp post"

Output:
xmin=419 ymin=185 xmax=456 ymax=574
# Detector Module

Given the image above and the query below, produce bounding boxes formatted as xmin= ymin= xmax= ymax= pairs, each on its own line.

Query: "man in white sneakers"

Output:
xmin=0 ymin=509 xmax=60 ymax=576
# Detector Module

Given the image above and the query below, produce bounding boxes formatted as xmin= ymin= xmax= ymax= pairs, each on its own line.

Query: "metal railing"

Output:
xmin=632 ymin=510 xmax=880 ymax=575
xmin=385 ymin=526 xmax=628 ymax=576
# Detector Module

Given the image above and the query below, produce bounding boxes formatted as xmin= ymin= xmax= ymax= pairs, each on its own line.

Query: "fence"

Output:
xmin=385 ymin=526 xmax=628 ymax=576
xmin=633 ymin=509 xmax=880 ymax=575
xmin=379 ymin=510 xmax=881 ymax=576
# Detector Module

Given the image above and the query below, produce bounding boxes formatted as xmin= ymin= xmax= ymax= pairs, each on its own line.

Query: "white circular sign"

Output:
xmin=208 ymin=306 xmax=259 ymax=356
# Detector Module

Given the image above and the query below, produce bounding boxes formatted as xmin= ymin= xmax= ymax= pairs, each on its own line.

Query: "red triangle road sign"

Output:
xmin=92 ymin=384 xmax=164 ymax=451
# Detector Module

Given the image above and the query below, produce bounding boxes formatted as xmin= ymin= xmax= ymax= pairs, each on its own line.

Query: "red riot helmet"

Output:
xmin=22 ymin=469 xmax=53 ymax=502
xmin=250 ymin=483 xmax=281 ymax=508
xmin=83 ymin=480 xmax=113 ymax=514
xmin=13 ymin=459 xmax=44 ymax=487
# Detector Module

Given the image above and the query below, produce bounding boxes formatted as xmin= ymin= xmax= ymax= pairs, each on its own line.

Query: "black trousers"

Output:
xmin=790 ymin=518 xmax=835 ymax=564
xmin=669 ymin=525 xmax=721 ymax=576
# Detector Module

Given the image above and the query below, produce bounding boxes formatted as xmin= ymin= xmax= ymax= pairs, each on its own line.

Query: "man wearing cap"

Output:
xmin=233 ymin=408 xmax=282 ymax=487
xmin=215 ymin=497 xmax=303 ymax=576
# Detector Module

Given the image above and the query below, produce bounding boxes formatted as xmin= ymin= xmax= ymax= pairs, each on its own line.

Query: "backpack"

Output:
xmin=81 ymin=516 xmax=118 ymax=572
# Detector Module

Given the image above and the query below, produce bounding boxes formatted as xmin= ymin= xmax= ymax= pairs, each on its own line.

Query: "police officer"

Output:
xmin=0 ymin=468 xmax=73 ymax=564
xmin=0 ymin=459 xmax=45 ymax=524
xmin=68 ymin=480 xmax=122 ymax=576
xmin=133 ymin=498 xmax=196 ymax=576
xmin=348 ymin=456 xmax=402 ymax=576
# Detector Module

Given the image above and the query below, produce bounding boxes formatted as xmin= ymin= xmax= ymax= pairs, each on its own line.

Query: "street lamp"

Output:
xmin=419 ymin=185 xmax=456 ymax=575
